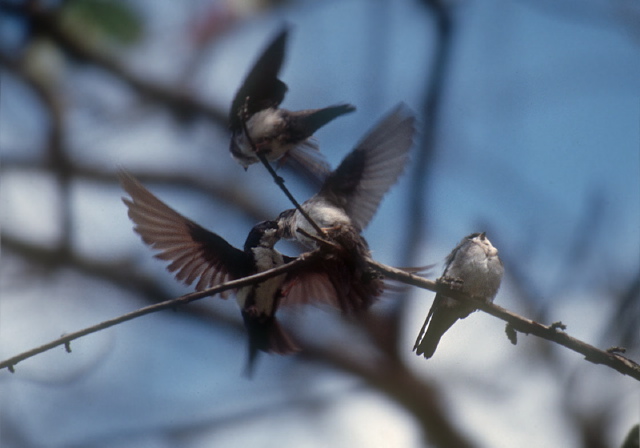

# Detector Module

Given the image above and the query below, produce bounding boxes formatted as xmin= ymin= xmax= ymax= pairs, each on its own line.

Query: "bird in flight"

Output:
xmin=276 ymin=103 xmax=417 ymax=314
xmin=229 ymin=27 xmax=355 ymax=182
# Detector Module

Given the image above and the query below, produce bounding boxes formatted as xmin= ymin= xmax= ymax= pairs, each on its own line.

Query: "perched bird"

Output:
xmin=229 ymin=27 xmax=355 ymax=181
xmin=413 ymin=232 xmax=504 ymax=359
xmin=276 ymin=104 xmax=417 ymax=314
xmin=119 ymin=171 xmax=298 ymax=375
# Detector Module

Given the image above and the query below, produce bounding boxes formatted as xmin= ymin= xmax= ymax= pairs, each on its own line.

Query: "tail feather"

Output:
xmin=285 ymin=144 xmax=332 ymax=186
xmin=413 ymin=302 xmax=461 ymax=359
xmin=243 ymin=312 xmax=300 ymax=377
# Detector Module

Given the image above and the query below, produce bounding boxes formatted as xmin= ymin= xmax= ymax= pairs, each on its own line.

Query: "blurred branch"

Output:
xmin=1 ymin=159 xmax=273 ymax=222
xmin=3 ymin=254 xmax=639 ymax=381
xmin=2 ymin=235 xmax=169 ymax=301
xmin=2 ymin=1 xmax=228 ymax=125
xmin=302 ymin=341 xmax=477 ymax=448
xmin=0 ymin=46 xmax=73 ymax=253
xmin=403 ymin=0 xmax=453 ymax=261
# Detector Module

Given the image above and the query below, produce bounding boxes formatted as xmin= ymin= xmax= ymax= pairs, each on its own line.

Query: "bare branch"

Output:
xmin=3 ymin=250 xmax=638 ymax=381
xmin=0 ymin=250 xmax=322 ymax=372
xmin=368 ymin=260 xmax=640 ymax=381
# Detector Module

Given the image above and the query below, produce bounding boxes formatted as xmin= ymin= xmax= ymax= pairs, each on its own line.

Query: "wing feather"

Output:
xmin=321 ymin=103 xmax=416 ymax=230
xmin=119 ymin=171 xmax=252 ymax=292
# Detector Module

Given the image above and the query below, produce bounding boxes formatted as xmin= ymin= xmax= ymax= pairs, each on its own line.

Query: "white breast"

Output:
xmin=293 ymin=201 xmax=351 ymax=246
xmin=235 ymin=247 xmax=286 ymax=314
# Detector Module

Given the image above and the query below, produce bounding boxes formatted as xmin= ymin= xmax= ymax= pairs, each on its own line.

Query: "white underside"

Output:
xmin=235 ymin=247 xmax=286 ymax=314
xmin=233 ymin=109 xmax=291 ymax=163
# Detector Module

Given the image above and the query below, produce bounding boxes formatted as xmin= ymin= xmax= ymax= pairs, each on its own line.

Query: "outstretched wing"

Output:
xmin=320 ymin=103 xmax=416 ymax=231
xmin=279 ymin=254 xmax=380 ymax=314
xmin=119 ymin=171 xmax=252 ymax=292
xmin=229 ymin=27 xmax=289 ymax=131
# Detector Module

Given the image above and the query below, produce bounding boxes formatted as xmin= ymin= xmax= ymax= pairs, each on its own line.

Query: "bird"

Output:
xmin=275 ymin=103 xmax=417 ymax=314
xmin=229 ymin=26 xmax=355 ymax=182
xmin=413 ymin=232 xmax=504 ymax=359
xmin=119 ymin=171 xmax=299 ymax=375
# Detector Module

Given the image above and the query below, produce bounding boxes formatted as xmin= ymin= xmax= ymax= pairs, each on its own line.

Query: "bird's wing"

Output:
xmin=320 ymin=103 xmax=416 ymax=231
xmin=286 ymin=104 xmax=356 ymax=141
xmin=278 ymin=255 xmax=379 ymax=314
xmin=281 ymin=143 xmax=332 ymax=187
xmin=229 ymin=27 xmax=289 ymax=131
xmin=119 ymin=171 xmax=252 ymax=292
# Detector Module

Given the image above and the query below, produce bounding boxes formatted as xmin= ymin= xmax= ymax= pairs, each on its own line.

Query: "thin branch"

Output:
xmin=3 ymin=251 xmax=639 ymax=380
xmin=367 ymin=260 xmax=640 ymax=381
xmin=237 ymin=100 xmax=326 ymax=237
xmin=0 ymin=250 xmax=322 ymax=373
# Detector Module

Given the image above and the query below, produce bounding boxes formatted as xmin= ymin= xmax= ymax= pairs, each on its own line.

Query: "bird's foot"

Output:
xmin=437 ymin=275 xmax=464 ymax=291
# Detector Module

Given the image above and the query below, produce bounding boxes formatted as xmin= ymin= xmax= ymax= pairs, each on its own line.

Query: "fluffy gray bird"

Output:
xmin=229 ymin=27 xmax=355 ymax=181
xmin=276 ymin=104 xmax=417 ymax=313
xmin=414 ymin=232 xmax=504 ymax=359
xmin=119 ymin=171 xmax=298 ymax=375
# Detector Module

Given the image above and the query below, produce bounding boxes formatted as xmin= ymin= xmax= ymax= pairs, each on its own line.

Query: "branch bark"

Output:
xmin=369 ymin=260 xmax=640 ymax=381
xmin=2 ymin=254 xmax=639 ymax=381
xmin=0 ymin=250 xmax=322 ymax=372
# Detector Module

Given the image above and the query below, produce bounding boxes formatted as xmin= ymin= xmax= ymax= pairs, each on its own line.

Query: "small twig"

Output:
xmin=0 ymin=251 xmax=320 ymax=373
xmin=238 ymin=99 xmax=326 ymax=238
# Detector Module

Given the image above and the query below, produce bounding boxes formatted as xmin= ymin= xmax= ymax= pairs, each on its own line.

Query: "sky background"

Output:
xmin=1 ymin=0 xmax=639 ymax=447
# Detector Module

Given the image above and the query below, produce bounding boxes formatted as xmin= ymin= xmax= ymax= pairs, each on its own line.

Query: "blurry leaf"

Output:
xmin=61 ymin=0 xmax=143 ymax=46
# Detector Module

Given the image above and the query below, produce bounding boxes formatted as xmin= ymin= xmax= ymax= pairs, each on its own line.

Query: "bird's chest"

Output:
xmin=234 ymin=109 xmax=291 ymax=160
xmin=447 ymin=254 xmax=500 ymax=301
xmin=235 ymin=247 xmax=286 ymax=314
xmin=293 ymin=201 xmax=350 ymax=244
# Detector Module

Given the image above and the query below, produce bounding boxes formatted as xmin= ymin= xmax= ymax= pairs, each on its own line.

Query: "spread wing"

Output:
xmin=229 ymin=27 xmax=289 ymax=131
xmin=279 ymin=255 xmax=380 ymax=314
xmin=320 ymin=103 xmax=416 ymax=231
xmin=119 ymin=171 xmax=252 ymax=292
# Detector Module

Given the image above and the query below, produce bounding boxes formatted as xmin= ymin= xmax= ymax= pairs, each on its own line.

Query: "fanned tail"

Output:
xmin=243 ymin=312 xmax=300 ymax=378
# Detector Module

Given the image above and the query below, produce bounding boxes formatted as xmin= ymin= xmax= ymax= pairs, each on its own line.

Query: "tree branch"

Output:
xmin=2 ymin=251 xmax=639 ymax=380
xmin=368 ymin=260 xmax=640 ymax=381
xmin=0 ymin=249 xmax=322 ymax=373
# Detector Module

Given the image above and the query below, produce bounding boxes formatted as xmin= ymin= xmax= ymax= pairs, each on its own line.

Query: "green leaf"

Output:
xmin=62 ymin=0 xmax=143 ymax=46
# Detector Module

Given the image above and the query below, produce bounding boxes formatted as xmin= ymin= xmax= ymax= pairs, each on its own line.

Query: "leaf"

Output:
xmin=62 ymin=0 xmax=143 ymax=46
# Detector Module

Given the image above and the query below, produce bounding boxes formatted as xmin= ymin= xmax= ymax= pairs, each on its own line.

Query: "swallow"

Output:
xmin=119 ymin=171 xmax=298 ymax=375
xmin=276 ymin=103 xmax=417 ymax=313
xmin=229 ymin=27 xmax=355 ymax=182
xmin=413 ymin=232 xmax=504 ymax=359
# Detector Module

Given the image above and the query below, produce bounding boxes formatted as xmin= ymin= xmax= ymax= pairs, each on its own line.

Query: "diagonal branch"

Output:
xmin=237 ymin=101 xmax=326 ymax=237
xmin=0 ymin=249 xmax=323 ymax=373
xmin=2 ymin=1 xmax=227 ymax=125
xmin=368 ymin=260 xmax=640 ymax=381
